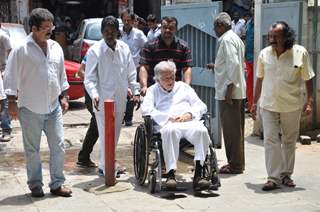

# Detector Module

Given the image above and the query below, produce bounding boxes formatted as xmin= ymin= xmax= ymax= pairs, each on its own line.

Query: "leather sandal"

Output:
xmin=50 ymin=185 xmax=72 ymax=197
xmin=282 ymin=176 xmax=296 ymax=187
xmin=219 ymin=165 xmax=243 ymax=174
xmin=262 ymin=181 xmax=279 ymax=191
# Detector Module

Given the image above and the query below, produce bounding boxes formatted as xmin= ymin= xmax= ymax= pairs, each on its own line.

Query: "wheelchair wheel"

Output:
xmin=133 ymin=124 xmax=149 ymax=186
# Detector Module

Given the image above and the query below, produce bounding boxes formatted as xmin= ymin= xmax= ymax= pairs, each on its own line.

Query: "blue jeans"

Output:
xmin=1 ymin=99 xmax=12 ymax=133
xmin=18 ymin=106 xmax=66 ymax=190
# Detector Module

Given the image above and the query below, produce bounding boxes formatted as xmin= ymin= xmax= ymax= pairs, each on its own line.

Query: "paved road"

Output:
xmin=0 ymin=98 xmax=320 ymax=211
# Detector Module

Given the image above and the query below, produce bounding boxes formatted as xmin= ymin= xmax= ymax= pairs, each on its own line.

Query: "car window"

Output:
xmin=84 ymin=22 xmax=102 ymax=41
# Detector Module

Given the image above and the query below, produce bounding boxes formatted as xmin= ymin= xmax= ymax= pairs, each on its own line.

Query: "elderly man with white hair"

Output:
xmin=207 ymin=12 xmax=246 ymax=175
xmin=141 ymin=60 xmax=211 ymax=190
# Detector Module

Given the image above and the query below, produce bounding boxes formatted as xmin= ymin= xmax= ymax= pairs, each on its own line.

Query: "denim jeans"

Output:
xmin=19 ymin=106 xmax=66 ymax=190
xmin=1 ymin=99 xmax=12 ymax=133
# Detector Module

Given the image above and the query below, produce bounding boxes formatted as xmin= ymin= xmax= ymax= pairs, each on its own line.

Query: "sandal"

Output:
xmin=282 ymin=176 xmax=296 ymax=187
xmin=219 ymin=164 xmax=243 ymax=174
xmin=262 ymin=181 xmax=279 ymax=191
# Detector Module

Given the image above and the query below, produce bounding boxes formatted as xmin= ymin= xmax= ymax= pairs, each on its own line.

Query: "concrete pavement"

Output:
xmin=0 ymin=98 xmax=320 ymax=212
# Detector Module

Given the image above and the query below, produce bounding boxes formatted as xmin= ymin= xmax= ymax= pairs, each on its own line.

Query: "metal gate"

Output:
xmin=161 ymin=2 xmax=222 ymax=147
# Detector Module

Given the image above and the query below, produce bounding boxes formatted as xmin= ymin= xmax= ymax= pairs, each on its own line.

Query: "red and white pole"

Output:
xmin=104 ymin=99 xmax=116 ymax=186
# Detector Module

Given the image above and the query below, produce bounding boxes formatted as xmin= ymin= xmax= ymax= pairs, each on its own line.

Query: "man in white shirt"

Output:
xmin=208 ymin=12 xmax=246 ymax=174
xmin=4 ymin=8 xmax=72 ymax=197
xmin=141 ymin=61 xmax=211 ymax=190
xmin=84 ymin=16 xmax=140 ymax=176
xmin=0 ymin=25 xmax=12 ymax=142
xmin=146 ymin=14 xmax=161 ymax=41
xmin=231 ymin=11 xmax=246 ymax=39
xmin=120 ymin=9 xmax=147 ymax=126
xmin=251 ymin=21 xmax=314 ymax=191
xmin=0 ymin=25 xmax=11 ymax=73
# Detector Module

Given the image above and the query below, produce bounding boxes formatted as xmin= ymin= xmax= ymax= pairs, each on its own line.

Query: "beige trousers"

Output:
xmin=261 ymin=108 xmax=301 ymax=184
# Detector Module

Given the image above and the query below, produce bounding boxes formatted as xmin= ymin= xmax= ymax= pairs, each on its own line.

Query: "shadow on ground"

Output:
xmin=245 ymin=182 xmax=306 ymax=194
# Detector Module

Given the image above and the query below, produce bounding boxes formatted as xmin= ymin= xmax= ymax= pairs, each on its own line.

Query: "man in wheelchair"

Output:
xmin=141 ymin=61 xmax=211 ymax=190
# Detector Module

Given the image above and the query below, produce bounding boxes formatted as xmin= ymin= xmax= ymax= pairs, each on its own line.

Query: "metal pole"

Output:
xmin=312 ymin=0 xmax=318 ymax=129
xmin=104 ymin=99 xmax=116 ymax=186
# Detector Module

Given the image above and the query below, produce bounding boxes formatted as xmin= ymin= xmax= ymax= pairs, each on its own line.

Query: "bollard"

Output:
xmin=104 ymin=100 xmax=116 ymax=186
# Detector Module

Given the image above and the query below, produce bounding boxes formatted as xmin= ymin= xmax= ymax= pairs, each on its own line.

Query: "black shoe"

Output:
xmin=76 ymin=159 xmax=97 ymax=168
xmin=193 ymin=177 xmax=210 ymax=190
xmin=31 ymin=186 xmax=44 ymax=198
xmin=193 ymin=161 xmax=210 ymax=190
xmin=165 ymin=169 xmax=177 ymax=189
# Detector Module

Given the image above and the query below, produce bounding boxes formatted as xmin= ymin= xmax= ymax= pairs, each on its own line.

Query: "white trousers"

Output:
xmin=261 ymin=108 xmax=301 ymax=184
xmin=95 ymin=111 xmax=123 ymax=173
xmin=160 ymin=120 xmax=211 ymax=172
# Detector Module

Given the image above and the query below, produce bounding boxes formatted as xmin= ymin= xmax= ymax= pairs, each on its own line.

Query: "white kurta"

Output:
xmin=141 ymin=81 xmax=210 ymax=171
xmin=84 ymin=39 xmax=139 ymax=172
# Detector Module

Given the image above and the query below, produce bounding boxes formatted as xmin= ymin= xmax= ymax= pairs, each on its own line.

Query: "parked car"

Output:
xmin=1 ymin=23 xmax=84 ymax=100
xmin=68 ymin=18 xmax=123 ymax=62
xmin=69 ymin=18 xmax=102 ymax=62
xmin=0 ymin=23 xmax=27 ymax=49
xmin=64 ymin=60 xmax=84 ymax=100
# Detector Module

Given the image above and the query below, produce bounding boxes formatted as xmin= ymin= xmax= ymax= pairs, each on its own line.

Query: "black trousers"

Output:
xmin=78 ymin=90 xmax=99 ymax=162
xmin=124 ymin=97 xmax=134 ymax=122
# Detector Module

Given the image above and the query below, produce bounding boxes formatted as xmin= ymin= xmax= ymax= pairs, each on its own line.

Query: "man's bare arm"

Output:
xmin=183 ymin=67 xmax=192 ymax=85
xmin=139 ymin=64 xmax=149 ymax=96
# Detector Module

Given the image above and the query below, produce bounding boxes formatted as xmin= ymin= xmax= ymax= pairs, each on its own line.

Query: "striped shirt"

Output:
xmin=140 ymin=36 xmax=192 ymax=86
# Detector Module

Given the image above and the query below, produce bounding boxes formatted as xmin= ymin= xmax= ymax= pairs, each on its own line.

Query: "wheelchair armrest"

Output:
xmin=200 ymin=112 xmax=211 ymax=121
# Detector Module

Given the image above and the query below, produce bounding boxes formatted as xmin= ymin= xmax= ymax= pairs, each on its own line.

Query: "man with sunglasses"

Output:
xmin=4 ymin=8 xmax=71 ymax=198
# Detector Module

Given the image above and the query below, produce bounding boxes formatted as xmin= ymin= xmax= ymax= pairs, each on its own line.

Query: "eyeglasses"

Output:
xmin=39 ymin=25 xmax=55 ymax=31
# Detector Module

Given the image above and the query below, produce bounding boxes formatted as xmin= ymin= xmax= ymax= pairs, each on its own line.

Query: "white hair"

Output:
xmin=214 ymin=12 xmax=232 ymax=28
xmin=154 ymin=61 xmax=177 ymax=81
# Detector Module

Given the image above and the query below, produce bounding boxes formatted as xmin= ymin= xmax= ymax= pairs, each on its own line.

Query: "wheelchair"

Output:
xmin=133 ymin=113 xmax=221 ymax=193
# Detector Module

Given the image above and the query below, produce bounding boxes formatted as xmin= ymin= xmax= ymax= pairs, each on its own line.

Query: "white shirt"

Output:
xmin=0 ymin=31 xmax=12 ymax=72
xmin=214 ymin=30 xmax=246 ymax=100
xmin=4 ymin=33 xmax=69 ymax=114
xmin=257 ymin=45 xmax=315 ymax=112
xmin=120 ymin=27 xmax=147 ymax=68
xmin=231 ymin=19 xmax=246 ymax=38
xmin=84 ymin=39 xmax=139 ymax=113
xmin=147 ymin=26 xmax=161 ymax=41
xmin=141 ymin=81 xmax=207 ymax=132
